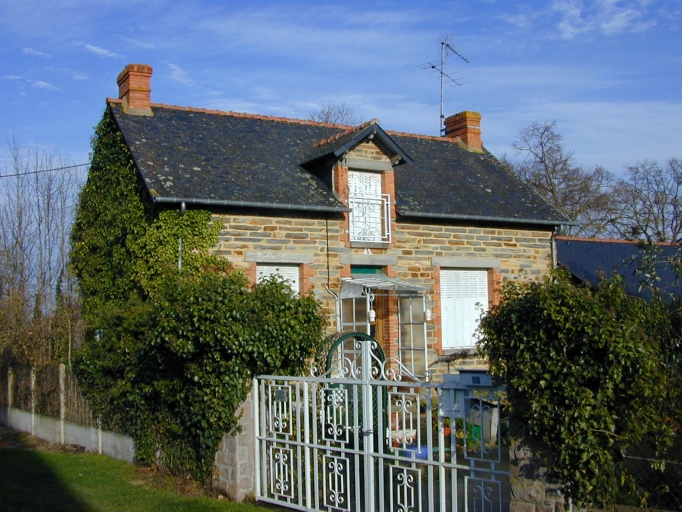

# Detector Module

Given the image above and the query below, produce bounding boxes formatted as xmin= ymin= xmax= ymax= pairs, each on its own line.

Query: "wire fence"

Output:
xmin=615 ymin=440 xmax=682 ymax=511
xmin=64 ymin=368 xmax=95 ymax=427
xmin=35 ymin=364 xmax=60 ymax=417
xmin=3 ymin=363 xmax=97 ymax=428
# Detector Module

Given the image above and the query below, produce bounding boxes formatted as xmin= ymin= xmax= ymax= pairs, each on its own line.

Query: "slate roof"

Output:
xmin=556 ymin=236 xmax=682 ymax=297
xmin=110 ymin=101 xmax=347 ymax=212
xmin=109 ymin=99 xmax=567 ymax=225
xmin=390 ymin=134 xmax=564 ymax=224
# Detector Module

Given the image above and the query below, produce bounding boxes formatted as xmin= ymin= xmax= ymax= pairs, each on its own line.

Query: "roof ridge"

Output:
xmin=556 ymin=235 xmax=679 ymax=246
xmin=386 ymin=129 xmax=463 ymax=144
xmin=107 ymin=98 xmax=479 ymax=146
xmin=313 ymin=118 xmax=380 ymax=148
xmin=106 ymin=98 xmax=353 ymax=129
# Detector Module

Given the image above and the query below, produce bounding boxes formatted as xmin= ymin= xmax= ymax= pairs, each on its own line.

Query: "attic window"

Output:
xmin=348 ymin=170 xmax=391 ymax=243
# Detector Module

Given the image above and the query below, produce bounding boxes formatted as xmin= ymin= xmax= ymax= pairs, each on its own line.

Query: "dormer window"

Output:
xmin=348 ymin=170 xmax=391 ymax=243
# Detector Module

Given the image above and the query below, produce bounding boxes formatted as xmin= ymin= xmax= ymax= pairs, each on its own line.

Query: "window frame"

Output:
xmin=397 ymin=294 xmax=428 ymax=378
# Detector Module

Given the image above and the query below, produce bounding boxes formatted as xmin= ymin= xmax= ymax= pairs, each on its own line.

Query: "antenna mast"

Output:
xmin=420 ymin=36 xmax=469 ymax=134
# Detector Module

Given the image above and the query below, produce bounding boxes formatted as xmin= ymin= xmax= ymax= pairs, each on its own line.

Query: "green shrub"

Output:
xmin=478 ymin=270 xmax=676 ymax=508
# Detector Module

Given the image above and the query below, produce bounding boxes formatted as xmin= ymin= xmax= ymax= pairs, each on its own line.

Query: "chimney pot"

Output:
xmin=117 ymin=64 xmax=153 ymax=115
xmin=444 ymin=111 xmax=482 ymax=152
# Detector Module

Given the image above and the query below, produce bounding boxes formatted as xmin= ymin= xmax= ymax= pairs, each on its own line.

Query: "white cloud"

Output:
xmin=82 ymin=43 xmax=123 ymax=59
xmin=22 ymin=47 xmax=49 ymax=58
xmin=2 ymin=75 xmax=24 ymax=80
xmin=30 ymin=80 xmax=60 ymax=91
xmin=120 ymin=36 xmax=154 ymax=49
xmin=191 ymin=5 xmax=431 ymax=69
xmin=166 ymin=63 xmax=194 ymax=86
xmin=550 ymin=0 xmax=658 ymax=39
xmin=47 ymin=67 xmax=90 ymax=80
xmin=500 ymin=13 xmax=535 ymax=29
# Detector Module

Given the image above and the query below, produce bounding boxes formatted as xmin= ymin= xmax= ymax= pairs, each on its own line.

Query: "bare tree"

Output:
xmin=308 ymin=102 xmax=363 ymax=126
xmin=507 ymin=121 xmax=620 ymax=238
xmin=611 ymin=158 xmax=682 ymax=243
xmin=0 ymin=137 xmax=84 ymax=364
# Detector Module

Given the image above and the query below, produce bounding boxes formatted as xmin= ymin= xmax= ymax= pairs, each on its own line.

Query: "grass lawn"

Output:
xmin=0 ymin=428 xmax=279 ymax=512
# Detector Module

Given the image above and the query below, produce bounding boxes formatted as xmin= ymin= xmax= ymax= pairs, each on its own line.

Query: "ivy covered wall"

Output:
xmin=70 ymin=107 xmax=325 ymax=483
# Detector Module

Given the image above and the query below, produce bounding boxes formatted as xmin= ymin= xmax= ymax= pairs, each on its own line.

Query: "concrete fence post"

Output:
xmin=97 ymin=419 xmax=103 ymax=454
xmin=7 ymin=367 xmax=13 ymax=428
xmin=59 ymin=363 xmax=66 ymax=444
xmin=30 ymin=366 xmax=35 ymax=435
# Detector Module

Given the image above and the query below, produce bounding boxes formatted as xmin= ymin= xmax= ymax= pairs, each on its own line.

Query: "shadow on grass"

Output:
xmin=0 ymin=428 xmax=91 ymax=512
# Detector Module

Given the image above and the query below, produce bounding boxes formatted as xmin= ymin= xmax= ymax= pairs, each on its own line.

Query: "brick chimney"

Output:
xmin=117 ymin=64 xmax=153 ymax=115
xmin=444 ymin=111 xmax=482 ymax=152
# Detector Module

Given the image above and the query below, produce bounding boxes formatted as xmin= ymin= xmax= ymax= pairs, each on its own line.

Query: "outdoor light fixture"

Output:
xmin=367 ymin=291 xmax=376 ymax=322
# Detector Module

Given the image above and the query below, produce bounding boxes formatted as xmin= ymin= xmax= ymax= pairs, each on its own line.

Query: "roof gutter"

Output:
xmin=398 ymin=210 xmax=574 ymax=227
xmin=153 ymin=196 xmax=350 ymax=213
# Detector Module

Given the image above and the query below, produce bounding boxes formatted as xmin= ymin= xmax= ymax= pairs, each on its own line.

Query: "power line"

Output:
xmin=0 ymin=162 xmax=90 ymax=179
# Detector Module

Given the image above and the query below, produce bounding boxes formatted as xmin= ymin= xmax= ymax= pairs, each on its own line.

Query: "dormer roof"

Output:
xmin=302 ymin=119 xmax=412 ymax=166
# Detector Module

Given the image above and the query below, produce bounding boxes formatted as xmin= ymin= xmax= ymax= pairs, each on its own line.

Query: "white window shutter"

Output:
xmin=440 ymin=270 xmax=488 ymax=348
xmin=256 ymin=264 xmax=300 ymax=294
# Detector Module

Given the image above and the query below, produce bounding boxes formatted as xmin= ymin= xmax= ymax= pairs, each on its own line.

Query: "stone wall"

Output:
xmin=212 ymin=210 xmax=554 ymax=372
xmin=212 ymin=391 xmax=255 ymax=502
xmin=510 ymin=437 xmax=571 ymax=512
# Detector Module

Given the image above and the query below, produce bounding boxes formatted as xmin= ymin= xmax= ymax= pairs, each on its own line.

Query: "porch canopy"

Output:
xmin=340 ymin=274 xmax=429 ymax=298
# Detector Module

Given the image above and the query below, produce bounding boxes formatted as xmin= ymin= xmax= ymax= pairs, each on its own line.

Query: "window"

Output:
xmin=348 ymin=170 xmax=390 ymax=243
xmin=341 ymin=296 xmax=370 ymax=334
xmin=440 ymin=269 xmax=488 ymax=349
xmin=256 ymin=264 xmax=299 ymax=294
xmin=398 ymin=296 xmax=428 ymax=378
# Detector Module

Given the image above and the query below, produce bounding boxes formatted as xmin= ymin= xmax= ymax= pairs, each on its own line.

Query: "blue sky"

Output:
xmin=1 ymin=0 xmax=680 ymax=175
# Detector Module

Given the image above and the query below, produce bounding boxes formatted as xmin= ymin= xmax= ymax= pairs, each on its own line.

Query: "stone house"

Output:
xmin=109 ymin=63 xmax=566 ymax=379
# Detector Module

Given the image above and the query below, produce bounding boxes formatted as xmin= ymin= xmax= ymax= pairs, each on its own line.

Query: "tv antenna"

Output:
xmin=419 ymin=36 xmax=469 ymax=134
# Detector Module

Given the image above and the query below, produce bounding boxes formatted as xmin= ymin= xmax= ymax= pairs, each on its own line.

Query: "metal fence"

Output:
xmin=255 ymin=334 xmax=509 ymax=512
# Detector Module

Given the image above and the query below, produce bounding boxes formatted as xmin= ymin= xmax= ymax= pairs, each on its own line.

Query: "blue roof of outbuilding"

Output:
xmin=556 ymin=236 xmax=682 ymax=297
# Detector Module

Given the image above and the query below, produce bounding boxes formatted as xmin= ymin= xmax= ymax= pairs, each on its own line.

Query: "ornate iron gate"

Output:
xmin=254 ymin=333 xmax=509 ymax=511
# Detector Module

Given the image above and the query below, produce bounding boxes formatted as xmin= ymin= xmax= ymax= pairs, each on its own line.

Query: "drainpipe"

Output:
xmin=178 ymin=202 xmax=186 ymax=271
xmin=551 ymin=228 xmax=558 ymax=269
xmin=324 ymin=214 xmax=342 ymax=332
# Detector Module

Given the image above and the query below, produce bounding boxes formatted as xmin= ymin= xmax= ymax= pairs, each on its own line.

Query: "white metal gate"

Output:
xmin=254 ymin=333 xmax=509 ymax=511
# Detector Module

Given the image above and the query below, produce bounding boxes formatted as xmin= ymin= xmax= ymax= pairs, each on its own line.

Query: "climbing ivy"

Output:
xmin=71 ymin=107 xmax=325 ymax=484
xmin=70 ymin=109 xmax=227 ymax=310
xmin=478 ymin=270 xmax=677 ymax=508
xmin=70 ymin=109 xmax=152 ymax=313
xmin=129 ymin=209 xmax=227 ymax=296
